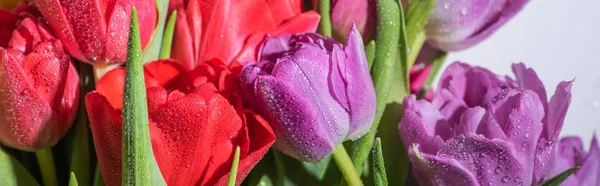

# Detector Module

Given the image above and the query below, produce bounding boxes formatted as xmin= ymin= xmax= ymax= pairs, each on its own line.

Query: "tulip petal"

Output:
xmin=408 ymin=144 xmax=479 ymax=186
xmin=61 ymin=0 xmax=107 ymax=61
xmin=436 ymin=134 xmax=529 ymax=185
xmin=544 ymin=80 xmax=573 ymax=140
xmin=198 ymin=94 xmax=246 ymax=185
xmin=343 ymin=25 xmax=376 ymax=139
xmin=252 ymin=75 xmax=335 ymax=162
xmin=511 ymin=63 xmax=548 ymax=110
xmin=266 ymin=0 xmax=302 ymax=25
xmin=272 ymin=48 xmax=351 ymax=144
xmin=85 ymin=91 xmax=123 ymax=186
xmin=577 ymin=136 xmax=600 ymax=186
xmin=399 ymin=95 xmax=448 ymax=154
xmin=171 ymin=8 xmax=196 ymax=69
xmin=455 ymin=107 xmax=486 ymax=136
xmin=331 ymin=0 xmax=376 ymax=42
xmin=0 ymin=9 xmax=19 ymax=48
xmin=149 ymin=92 xmax=208 ymax=186
xmin=199 ymin=0 xmax=276 ymax=65
xmin=215 ymin=109 xmax=275 ymax=186
xmin=34 ymin=0 xmax=86 ymax=61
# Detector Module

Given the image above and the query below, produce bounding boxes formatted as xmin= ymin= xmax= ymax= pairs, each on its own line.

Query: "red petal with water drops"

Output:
xmin=85 ymin=91 xmax=123 ymax=186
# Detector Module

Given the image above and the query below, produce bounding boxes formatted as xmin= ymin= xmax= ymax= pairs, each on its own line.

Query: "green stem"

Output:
xmin=35 ymin=148 xmax=57 ymax=186
xmin=333 ymin=145 xmax=363 ymax=186
xmin=318 ymin=0 xmax=332 ymax=37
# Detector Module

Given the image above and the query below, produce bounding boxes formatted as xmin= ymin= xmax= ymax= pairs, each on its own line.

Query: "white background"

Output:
xmin=434 ymin=0 xmax=600 ymax=146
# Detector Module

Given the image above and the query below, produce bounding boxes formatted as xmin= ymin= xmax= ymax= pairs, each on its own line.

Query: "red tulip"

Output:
xmin=170 ymin=0 xmax=320 ymax=70
xmin=0 ymin=4 xmax=80 ymax=151
xmin=33 ymin=0 xmax=157 ymax=64
xmin=85 ymin=59 xmax=275 ymax=186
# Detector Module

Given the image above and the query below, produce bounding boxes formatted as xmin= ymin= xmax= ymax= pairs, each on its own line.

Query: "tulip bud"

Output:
xmin=425 ymin=0 xmax=529 ymax=51
xmin=400 ymin=62 xmax=573 ymax=185
xmin=330 ymin=0 xmax=376 ymax=43
xmin=239 ymin=25 xmax=376 ymax=162
xmin=33 ymin=0 xmax=157 ymax=64
xmin=0 ymin=9 xmax=79 ymax=151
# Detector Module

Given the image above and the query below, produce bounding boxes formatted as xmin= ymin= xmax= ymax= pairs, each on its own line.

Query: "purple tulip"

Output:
xmin=425 ymin=0 xmax=529 ymax=51
xmin=239 ymin=25 xmax=376 ymax=162
xmin=331 ymin=0 xmax=376 ymax=43
xmin=399 ymin=62 xmax=574 ymax=185
xmin=551 ymin=135 xmax=600 ymax=185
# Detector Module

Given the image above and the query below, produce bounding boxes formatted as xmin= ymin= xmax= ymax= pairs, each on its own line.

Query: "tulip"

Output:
xmin=330 ymin=0 xmax=376 ymax=43
xmin=425 ymin=0 xmax=529 ymax=51
xmin=170 ymin=0 xmax=320 ymax=70
xmin=551 ymin=135 xmax=600 ymax=186
xmin=239 ymin=26 xmax=376 ymax=162
xmin=33 ymin=0 xmax=157 ymax=64
xmin=399 ymin=62 xmax=574 ymax=185
xmin=86 ymin=59 xmax=275 ymax=186
xmin=0 ymin=6 xmax=79 ymax=151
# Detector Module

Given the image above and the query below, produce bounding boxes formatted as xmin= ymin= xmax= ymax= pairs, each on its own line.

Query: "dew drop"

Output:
xmin=443 ymin=2 xmax=450 ymax=9
xmin=495 ymin=167 xmax=502 ymax=174
xmin=461 ymin=7 xmax=468 ymax=16
xmin=524 ymin=132 xmax=530 ymax=138
xmin=501 ymin=176 xmax=510 ymax=183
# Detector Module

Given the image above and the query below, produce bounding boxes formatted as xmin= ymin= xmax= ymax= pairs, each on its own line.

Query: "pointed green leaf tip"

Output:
xmin=372 ymin=138 xmax=388 ymax=186
xmin=227 ymin=146 xmax=241 ymax=186
xmin=69 ymin=172 xmax=79 ymax=186
xmin=122 ymin=7 xmax=154 ymax=186
xmin=540 ymin=166 xmax=580 ymax=186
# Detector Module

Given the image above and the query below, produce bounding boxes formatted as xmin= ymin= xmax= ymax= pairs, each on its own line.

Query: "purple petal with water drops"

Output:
xmin=343 ymin=25 xmax=376 ymax=140
xmin=487 ymin=89 xmax=545 ymax=179
xmin=437 ymin=134 xmax=530 ymax=185
xmin=426 ymin=0 xmax=529 ymax=51
xmin=408 ymin=143 xmax=479 ymax=186
xmin=253 ymin=74 xmax=336 ymax=162
xmin=399 ymin=95 xmax=449 ymax=154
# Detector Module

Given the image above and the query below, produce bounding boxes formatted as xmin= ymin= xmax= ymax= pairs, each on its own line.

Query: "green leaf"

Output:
xmin=375 ymin=2 xmax=412 ymax=185
xmin=365 ymin=41 xmax=376 ymax=70
xmin=349 ymin=0 xmax=401 ymax=175
xmin=0 ymin=146 xmax=39 ymax=186
xmin=377 ymin=104 xmax=409 ymax=186
xmin=122 ymin=8 xmax=164 ymax=186
xmin=227 ymin=146 xmax=241 ymax=186
xmin=540 ymin=166 xmax=580 ymax=186
xmin=69 ymin=62 xmax=94 ymax=186
xmin=142 ymin=0 xmax=170 ymax=63
xmin=159 ymin=11 xmax=177 ymax=59
xmin=404 ymin=0 xmax=435 ymax=68
xmin=69 ymin=172 xmax=79 ymax=186
xmin=405 ymin=0 xmax=435 ymax=46
xmin=372 ymin=138 xmax=388 ymax=186
xmin=317 ymin=0 xmax=332 ymax=37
